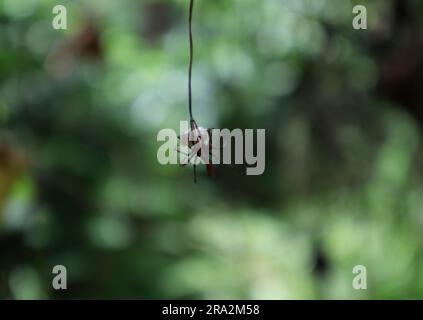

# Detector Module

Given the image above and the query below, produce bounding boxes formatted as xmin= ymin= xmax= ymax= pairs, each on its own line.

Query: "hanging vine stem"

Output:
xmin=184 ymin=0 xmax=214 ymax=183
xmin=188 ymin=0 xmax=197 ymax=182
xmin=188 ymin=0 xmax=195 ymax=125
xmin=183 ymin=0 xmax=216 ymax=183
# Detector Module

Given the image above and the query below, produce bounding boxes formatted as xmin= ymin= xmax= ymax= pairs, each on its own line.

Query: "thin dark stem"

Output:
xmin=188 ymin=0 xmax=195 ymax=124
xmin=188 ymin=0 xmax=197 ymax=183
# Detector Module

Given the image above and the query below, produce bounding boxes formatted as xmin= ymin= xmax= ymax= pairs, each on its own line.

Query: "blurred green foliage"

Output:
xmin=0 ymin=0 xmax=423 ymax=299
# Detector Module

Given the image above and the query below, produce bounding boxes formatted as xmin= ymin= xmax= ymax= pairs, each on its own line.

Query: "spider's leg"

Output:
xmin=191 ymin=119 xmax=199 ymax=131
xmin=175 ymin=146 xmax=189 ymax=156
xmin=204 ymin=137 xmax=222 ymax=164
xmin=180 ymin=150 xmax=197 ymax=167
xmin=176 ymin=142 xmax=192 ymax=165
xmin=208 ymin=129 xmax=227 ymax=151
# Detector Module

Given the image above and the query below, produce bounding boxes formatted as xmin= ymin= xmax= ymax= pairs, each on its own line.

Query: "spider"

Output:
xmin=177 ymin=120 xmax=219 ymax=183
